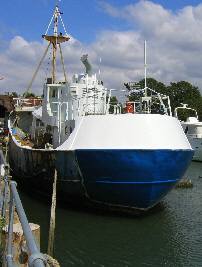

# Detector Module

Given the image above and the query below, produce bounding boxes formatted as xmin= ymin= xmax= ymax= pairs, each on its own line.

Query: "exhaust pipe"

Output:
xmin=80 ymin=54 xmax=92 ymax=77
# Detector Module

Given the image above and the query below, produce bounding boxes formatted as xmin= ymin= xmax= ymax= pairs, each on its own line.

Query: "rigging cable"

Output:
xmin=45 ymin=46 xmax=53 ymax=83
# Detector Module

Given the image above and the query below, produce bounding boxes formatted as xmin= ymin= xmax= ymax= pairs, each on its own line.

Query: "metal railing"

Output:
xmin=0 ymin=151 xmax=47 ymax=267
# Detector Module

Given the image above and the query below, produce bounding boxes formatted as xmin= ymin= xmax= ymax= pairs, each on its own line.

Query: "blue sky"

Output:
xmin=1 ymin=0 xmax=202 ymax=96
xmin=1 ymin=0 xmax=202 ymax=44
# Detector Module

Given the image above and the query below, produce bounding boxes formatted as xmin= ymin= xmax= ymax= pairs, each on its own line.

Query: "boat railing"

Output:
xmin=13 ymin=98 xmax=43 ymax=110
xmin=106 ymin=88 xmax=172 ymax=115
xmin=0 ymin=151 xmax=47 ymax=267
xmin=174 ymin=104 xmax=198 ymax=121
xmin=71 ymin=94 xmax=107 ymax=116
xmin=46 ymin=87 xmax=172 ymax=117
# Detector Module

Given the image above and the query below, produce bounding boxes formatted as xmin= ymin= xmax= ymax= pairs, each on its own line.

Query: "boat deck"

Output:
xmin=12 ymin=133 xmax=52 ymax=149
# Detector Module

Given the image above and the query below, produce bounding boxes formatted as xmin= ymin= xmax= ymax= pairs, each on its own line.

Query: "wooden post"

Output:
xmin=47 ymin=169 xmax=57 ymax=257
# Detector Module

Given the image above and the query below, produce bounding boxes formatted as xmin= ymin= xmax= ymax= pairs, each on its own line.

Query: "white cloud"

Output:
xmin=95 ymin=1 xmax=202 ymax=91
xmin=1 ymin=1 xmax=202 ymax=97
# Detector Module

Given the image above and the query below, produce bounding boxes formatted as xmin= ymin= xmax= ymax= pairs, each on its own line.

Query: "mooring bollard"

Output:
xmin=2 ymin=223 xmax=40 ymax=267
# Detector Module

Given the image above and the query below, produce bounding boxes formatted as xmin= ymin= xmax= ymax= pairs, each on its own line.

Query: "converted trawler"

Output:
xmin=8 ymin=4 xmax=193 ymax=214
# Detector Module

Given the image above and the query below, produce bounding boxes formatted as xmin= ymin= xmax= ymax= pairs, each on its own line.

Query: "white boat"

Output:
xmin=8 ymin=5 xmax=194 ymax=215
xmin=175 ymin=104 xmax=202 ymax=162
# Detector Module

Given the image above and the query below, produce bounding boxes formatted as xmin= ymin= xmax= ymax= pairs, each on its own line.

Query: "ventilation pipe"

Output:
xmin=80 ymin=54 xmax=92 ymax=77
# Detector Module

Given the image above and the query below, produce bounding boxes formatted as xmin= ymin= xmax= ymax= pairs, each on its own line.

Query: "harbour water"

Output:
xmin=19 ymin=161 xmax=202 ymax=267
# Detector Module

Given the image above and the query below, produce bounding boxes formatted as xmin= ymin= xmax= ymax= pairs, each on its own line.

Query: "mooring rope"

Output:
xmin=45 ymin=254 xmax=60 ymax=267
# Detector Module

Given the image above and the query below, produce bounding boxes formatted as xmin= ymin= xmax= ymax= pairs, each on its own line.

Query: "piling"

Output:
xmin=47 ymin=169 xmax=57 ymax=257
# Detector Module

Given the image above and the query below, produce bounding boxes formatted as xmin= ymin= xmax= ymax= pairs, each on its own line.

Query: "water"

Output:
xmin=19 ymin=162 xmax=202 ymax=267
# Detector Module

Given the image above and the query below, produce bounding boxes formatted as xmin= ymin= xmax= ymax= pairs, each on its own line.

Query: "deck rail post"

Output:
xmin=9 ymin=181 xmax=47 ymax=267
xmin=6 ymin=183 xmax=15 ymax=267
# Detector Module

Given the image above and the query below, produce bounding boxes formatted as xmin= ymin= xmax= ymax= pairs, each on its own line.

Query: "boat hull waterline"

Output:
xmin=9 ymin=134 xmax=193 ymax=213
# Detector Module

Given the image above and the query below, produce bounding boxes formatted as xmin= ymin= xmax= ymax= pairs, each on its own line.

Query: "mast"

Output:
xmin=144 ymin=41 xmax=147 ymax=97
xmin=42 ymin=5 xmax=70 ymax=84
xmin=25 ymin=4 xmax=70 ymax=93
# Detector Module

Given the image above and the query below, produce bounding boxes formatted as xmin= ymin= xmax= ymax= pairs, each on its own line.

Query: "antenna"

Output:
xmin=55 ymin=0 xmax=61 ymax=6
xmin=98 ymin=39 xmax=103 ymax=81
xmin=144 ymin=41 xmax=147 ymax=97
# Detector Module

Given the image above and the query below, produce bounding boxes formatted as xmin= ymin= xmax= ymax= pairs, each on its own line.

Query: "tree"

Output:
xmin=126 ymin=78 xmax=169 ymax=101
xmin=168 ymin=81 xmax=202 ymax=120
xmin=125 ymin=78 xmax=202 ymax=120
xmin=126 ymin=78 xmax=171 ymax=115
xmin=22 ymin=92 xmax=36 ymax=98
xmin=139 ymin=78 xmax=168 ymax=95
xmin=107 ymin=95 xmax=124 ymax=114
xmin=11 ymin=92 xmax=18 ymax=97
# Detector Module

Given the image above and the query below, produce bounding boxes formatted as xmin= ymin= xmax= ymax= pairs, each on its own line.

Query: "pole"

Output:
xmin=59 ymin=43 xmax=67 ymax=83
xmin=47 ymin=169 xmax=57 ymax=257
xmin=144 ymin=41 xmax=147 ymax=97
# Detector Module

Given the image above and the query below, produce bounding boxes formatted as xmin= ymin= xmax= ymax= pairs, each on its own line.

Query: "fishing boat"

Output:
xmin=175 ymin=104 xmax=202 ymax=162
xmin=8 ymin=5 xmax=194 ymax=214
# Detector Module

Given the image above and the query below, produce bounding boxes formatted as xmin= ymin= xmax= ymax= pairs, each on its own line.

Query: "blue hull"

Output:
xmin=74 ymin=149 xmax=193 ymax=210
xmin=9 ymin=133 xmax=193 ymax=213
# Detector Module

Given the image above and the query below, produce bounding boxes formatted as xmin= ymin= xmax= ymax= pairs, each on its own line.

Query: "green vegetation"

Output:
xmin=11 ymin=92 xmax=18 ymax=97
xmin=126 ymin=78 xmax=202 ymax=120
xmin=22 ymin=92 xmax=36 ymax=98
xmin=175 ymin=179 xmax=194 ymax=188
xmin=107 ymin=96 xmax=124 ymax=114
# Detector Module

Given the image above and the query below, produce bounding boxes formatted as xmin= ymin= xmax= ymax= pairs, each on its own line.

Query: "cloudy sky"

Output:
xmin=1 ymin=0 xmax=202 ymax=97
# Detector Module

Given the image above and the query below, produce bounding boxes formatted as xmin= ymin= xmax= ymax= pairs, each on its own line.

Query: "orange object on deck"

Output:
xmin=126 ymin=101 xmax=134 ymax=113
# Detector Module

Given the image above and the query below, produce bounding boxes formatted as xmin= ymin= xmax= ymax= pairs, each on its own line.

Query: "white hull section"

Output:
xmin=58 ymin=114 xmax=191 ymax=151
xmin=188 ymin=138 xmax=202 ymax=161
xmin=181 ymin=117 xmax=202 ymax=162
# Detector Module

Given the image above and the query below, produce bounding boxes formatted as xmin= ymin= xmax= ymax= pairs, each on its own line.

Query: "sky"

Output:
xmin=1 ymin=0 xmax=202 ymax=98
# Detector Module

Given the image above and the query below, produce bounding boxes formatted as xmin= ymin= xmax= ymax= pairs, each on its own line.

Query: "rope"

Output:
xmin=26 ymin=42 xmax=51 ymax=93
xmin=59 ymin=43 xmax=67 ymax=83
xmin=47 ymin=169 xmax=57 ymax=257
xmin=13 ymin=113 xmax=31 ymax=128
xmin=45 ymin=254 xmax=60 ymax=267
xmin=141 ymin=97 xmax=159 ymax=112
xmin=45 ymin=12 xmax=55 ymax=36
xmin=45 ymin=46 xmax=52 ymax=82
xmin=58 ymin=12 xmax=68 ymax=36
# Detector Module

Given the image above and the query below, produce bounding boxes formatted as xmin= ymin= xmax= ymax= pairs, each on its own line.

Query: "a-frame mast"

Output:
xmin=26 ymin=4 xmax=70 ymax=93
xmin=42 ymin=5 xmax=70 ymax=84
